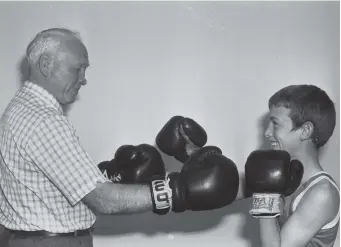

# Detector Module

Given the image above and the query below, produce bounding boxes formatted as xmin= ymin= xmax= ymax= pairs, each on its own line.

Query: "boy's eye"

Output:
xmin=271 ymin=120 xmax=278 ymax=126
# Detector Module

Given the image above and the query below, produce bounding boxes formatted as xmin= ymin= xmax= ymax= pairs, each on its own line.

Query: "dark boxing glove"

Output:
xmin=98 ymin=144 xmax=166 ymax=183
xmin=156 ymin=116 xmax=207 ymax=163
xmin=98 ymin=160 xmax=118 ymax=181
xmin=245 ymin=150 xmax=304 ymax=218
xmin=150 ymin=146 xmax=240 ymax=215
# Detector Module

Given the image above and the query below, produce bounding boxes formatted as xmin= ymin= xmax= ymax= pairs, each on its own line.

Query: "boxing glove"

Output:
xmin=156 ymin=116 xmax=207 ymax=163
xmin=98 ymin=160 xmax=109 ymax=176
xmin=98 ymin=144 xmax=166 ymax=183
xmin=98 ymin=160 xmax=118 ymax=182
xmin=150 ymin=146 xmax=240 ymax=214
xmin=245 ymin=150 xmax=304 ymax=218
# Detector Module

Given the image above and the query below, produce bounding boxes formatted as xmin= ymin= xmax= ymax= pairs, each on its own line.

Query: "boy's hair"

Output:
xmin=268 ymin=84 xmax=336 ymax=149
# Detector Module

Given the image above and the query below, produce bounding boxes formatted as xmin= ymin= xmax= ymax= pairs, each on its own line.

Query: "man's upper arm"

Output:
xmin=27 ymin=115 xmax=108 ymax=206
xmin=81 ymin=181 xmax=110 ymax=213
xmin=280 ymin=181 xmax=339 ymax=247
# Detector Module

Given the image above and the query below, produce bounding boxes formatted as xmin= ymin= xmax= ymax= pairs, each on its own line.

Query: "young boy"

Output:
xmin=253 ymin=84 xmax=339 ymax=247
xmin=154 ymin=84 xmax=339 ymax=246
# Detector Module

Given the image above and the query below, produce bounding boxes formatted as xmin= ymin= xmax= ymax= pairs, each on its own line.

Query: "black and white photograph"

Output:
xmin=0 ymin=1 xmax=339 ymax=247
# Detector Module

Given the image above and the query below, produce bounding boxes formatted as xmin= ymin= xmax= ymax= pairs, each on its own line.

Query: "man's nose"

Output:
xmin=79 ymin=79 xmax=87 ymax=85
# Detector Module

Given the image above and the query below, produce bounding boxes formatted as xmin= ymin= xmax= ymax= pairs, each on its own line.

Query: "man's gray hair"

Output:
xmin=26 ymin=28 xmax=81 ymax=65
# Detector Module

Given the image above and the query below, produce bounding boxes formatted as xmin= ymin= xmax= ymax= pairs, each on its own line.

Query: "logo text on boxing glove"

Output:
xmin=250 ymin=193 xmax=282 ymax=218
xmin=253 ymin=197 xmax=275 ymax=210
xmin=152 ymin=180 xmax=171 ymax=210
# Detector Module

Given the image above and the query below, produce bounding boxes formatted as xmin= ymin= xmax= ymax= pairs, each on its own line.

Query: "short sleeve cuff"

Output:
xmin=67 ymin=173 xmax=110 ymax=206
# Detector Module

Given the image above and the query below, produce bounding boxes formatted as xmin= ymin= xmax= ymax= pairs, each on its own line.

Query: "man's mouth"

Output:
xmin=72 ymin=85 xmax=81 ymax=93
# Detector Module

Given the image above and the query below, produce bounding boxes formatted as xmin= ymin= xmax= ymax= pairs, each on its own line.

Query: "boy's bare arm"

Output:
xmin=259 ymin=181 xmax=339 ymax=247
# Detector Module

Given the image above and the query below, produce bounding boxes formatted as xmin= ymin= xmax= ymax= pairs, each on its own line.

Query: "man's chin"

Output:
xmin=60 ymin=96 xmax=78 ymax=112
xmin=67 ymin=94 xmax=79 ymax=104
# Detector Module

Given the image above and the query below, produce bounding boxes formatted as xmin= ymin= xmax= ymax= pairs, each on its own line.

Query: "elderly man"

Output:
xmin=0 ymin=28 xmax=240 ymax=247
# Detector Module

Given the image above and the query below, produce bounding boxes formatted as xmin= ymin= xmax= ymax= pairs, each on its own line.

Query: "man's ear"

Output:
xmin=38 ymin=54 xmax=53 ymax=78
xmin=300 ymin=121 xmax=314 ymax=141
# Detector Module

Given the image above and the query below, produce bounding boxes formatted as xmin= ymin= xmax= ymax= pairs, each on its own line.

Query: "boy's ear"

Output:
xmin=300 ymin=121 xmax=314 ymax=141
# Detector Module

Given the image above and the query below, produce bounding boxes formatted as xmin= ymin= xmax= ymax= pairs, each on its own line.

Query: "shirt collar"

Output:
xmin=23 ymin=81 xmax=64 ymax=115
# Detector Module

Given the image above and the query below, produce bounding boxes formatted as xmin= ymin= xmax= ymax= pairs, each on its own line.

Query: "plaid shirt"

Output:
xmin=0 ymin=81 xmax=108 ymax=233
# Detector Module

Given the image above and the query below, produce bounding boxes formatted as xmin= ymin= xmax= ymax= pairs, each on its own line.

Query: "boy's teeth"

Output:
xmin=271 ymin=142 xmax=279 ymax=148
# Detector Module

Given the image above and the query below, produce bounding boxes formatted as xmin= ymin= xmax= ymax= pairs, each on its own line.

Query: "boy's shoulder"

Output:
xmin=307 ymin=178 xmax=339 ymax=201
xmin=305 ymin=173 xmax=339 ymax=201
xmin=296 ymin=175 xmax=339 ymax=223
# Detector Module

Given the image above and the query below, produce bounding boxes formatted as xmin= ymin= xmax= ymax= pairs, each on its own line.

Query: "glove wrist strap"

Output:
xmin=249 ymin=193 xmax=282 ymax=218
xmin=150 ymin=175 xmax=172 ymax=215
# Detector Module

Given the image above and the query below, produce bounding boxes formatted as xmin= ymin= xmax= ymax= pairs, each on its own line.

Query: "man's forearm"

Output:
xmin=259 ymin=218 xmax=281 ymax=247
xmin=86 ymin=182 xmax=154 ymax=215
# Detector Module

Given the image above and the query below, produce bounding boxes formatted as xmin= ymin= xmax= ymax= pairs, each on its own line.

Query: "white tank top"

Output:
xmin=291 ymin=171 xmax=340 ymax=230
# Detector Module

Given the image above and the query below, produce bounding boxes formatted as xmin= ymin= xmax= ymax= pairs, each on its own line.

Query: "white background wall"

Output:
xmin=0 ymin=2 xmax=339 ymax=247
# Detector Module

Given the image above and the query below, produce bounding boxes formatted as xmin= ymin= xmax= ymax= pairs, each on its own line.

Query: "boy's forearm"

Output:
xmin=259 ymin=218 xmax=281 ymax=247
xmin=239 ymin=172 xmax=281 ymax=246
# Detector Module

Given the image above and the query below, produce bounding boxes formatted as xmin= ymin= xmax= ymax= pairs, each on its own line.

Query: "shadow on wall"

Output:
xmin=92 ymin=117 xmax=274 ymax=247
xmin=18 ymin=55 xmax=29 ymax=87
xmin=93 ymin=151 xmax=261 ymax=247
xmin=257 ymin=111 xmax=270 ymax=151
xmin=93 ymin=152 xmax=237 ymax=236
